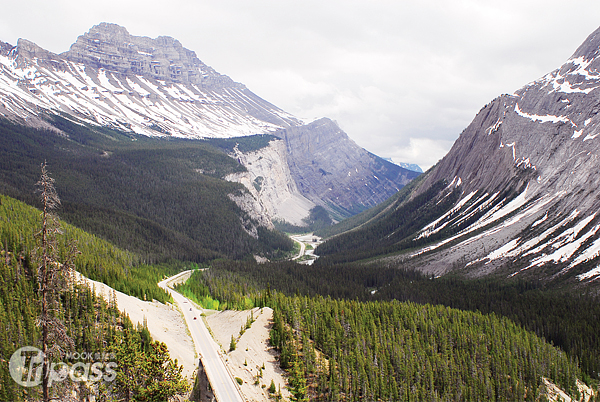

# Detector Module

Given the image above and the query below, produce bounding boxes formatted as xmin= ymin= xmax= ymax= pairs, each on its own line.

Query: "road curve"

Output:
xmin=159 ymin=271 xmax=244 ymax=402
xmin=291 ymin=235 xmax=306 ymax=260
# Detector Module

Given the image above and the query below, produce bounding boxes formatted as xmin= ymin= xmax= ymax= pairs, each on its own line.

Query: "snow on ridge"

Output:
xmin=532 ymin=212 xmax=548 ymax=228
xmin=417 ymin=190 xmax=477 ymax=239
xmin=463 ymin=193 xmax=559 ymax=267
xmin=411 ymin=184 xmax=537 ymax=258
xmin=567 ymin=215 xmax=600 ymax=270
xmin=577 ymin=266 xmax=600 ymax=281
xmin=515 ymin=157 xmax=534 ymax=170
xmin=485 ymin=119 xmax=502 ymax=135
xmin=566 ymin=56 xmax=597 ymax=80
xmin=0 ymin=53 xmax=296 ymax=139
xmin=509 ymin=212 xmax=599 ymax=276
xmin=535 ymin=57 xmax=600 ymax=95
xmin=451 ymin=192 xmax=501 ymax=228
xmin=514 ymin=103 xmax=575 ymax=126
xmin=484 ymin=238 xmax=520 ymax=264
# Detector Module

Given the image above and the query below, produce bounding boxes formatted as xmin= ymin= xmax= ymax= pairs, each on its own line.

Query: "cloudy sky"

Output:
xmin=1 ymin=1 xmax=600 ymax=169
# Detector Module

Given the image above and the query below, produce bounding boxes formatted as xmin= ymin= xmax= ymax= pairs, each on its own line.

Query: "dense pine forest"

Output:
xmin=0 ymin=193 xmax=175 ymax=303
xmin=0 ymin=182 xmax=188 ymax=401
xmin=177 ymin=264 xmax=598 ymax=401
xmin=0 ymin=116 xmax=293 ymax=264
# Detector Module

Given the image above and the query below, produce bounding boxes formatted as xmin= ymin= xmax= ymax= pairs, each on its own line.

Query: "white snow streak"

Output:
xmin=514 ymin=103 xmax=575 ymax=126
xmin=0 ymin=54 xmax=293 ymax=139
xmin=577 ymin=267 xmax=600 ymax=281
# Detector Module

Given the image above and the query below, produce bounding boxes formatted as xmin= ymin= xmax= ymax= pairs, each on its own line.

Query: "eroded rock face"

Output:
xmin=418 ymin=25 xmax=600 ymax=211
xmin=62 ymin=22 xmax=232 ymax=88
xmin=276 ymin=118 xmax=420 ymax=219
xmin=392 ymin=25 xmax=600 ymax=283
xmin=225 ymin=139 xmax=315 ymax=226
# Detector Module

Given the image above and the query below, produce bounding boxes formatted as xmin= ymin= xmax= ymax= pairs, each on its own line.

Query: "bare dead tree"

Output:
xmin=34 ymin=162 xmax=76 ymax=402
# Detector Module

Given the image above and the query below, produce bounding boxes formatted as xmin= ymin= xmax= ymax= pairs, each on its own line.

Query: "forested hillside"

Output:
xmin=178 ymin=265 xmax=594 ymax=401
xmin=0 ymin=116 xmax=293 ymax=262
xmin=0 ymin=193 xmax=177 ymax=302
xmin=0 ymin=188 xmax=188 ymax=401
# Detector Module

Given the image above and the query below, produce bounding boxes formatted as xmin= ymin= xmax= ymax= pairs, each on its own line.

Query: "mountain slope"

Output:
xmin=275 ymin=118 xmax=420 ymax=220
xmin=0 ymin=116 xmax=293 ymax=262
xmin=0 ymin=23 xmax=301 ymax=137
xmin=318 ymin=25 xmax=600 ymax=288
xmin=0 ymin=23 xmax=418 ymax=224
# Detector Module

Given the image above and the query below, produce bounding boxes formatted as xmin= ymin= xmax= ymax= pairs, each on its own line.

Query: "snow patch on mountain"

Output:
xmin=514 ymin=103 xmax=575 ymax=126
xmin=577 ymin=266 xmax=600 ymax=281
xmin=0 ymin=45 xmax=301 ymax=138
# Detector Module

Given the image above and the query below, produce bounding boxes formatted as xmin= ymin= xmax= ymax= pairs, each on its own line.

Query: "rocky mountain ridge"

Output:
xmin=320 ymin=25 xmax=600 ymax=288
xmin=0 ymin=23 xmax=300 ymax=138
xmin=62 ymin=23 xmax=233 ymax=87
xmin=0 ymin=23 xmax=418 ymax=224
xmin=275 ymin=118 xmax=420 ymax=220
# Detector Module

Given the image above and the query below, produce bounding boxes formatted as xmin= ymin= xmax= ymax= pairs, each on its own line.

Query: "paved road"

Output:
xmin=159 ymin=271 xmax=244 ymax=402
xmin=290 ymin=235 xmax=306 ymax=260
xmin=290 ymin=233 xmax=323 ymax=264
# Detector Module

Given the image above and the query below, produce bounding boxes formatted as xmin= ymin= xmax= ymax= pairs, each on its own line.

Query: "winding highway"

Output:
xmin=159 ymin=271 xmax=244 ymax=402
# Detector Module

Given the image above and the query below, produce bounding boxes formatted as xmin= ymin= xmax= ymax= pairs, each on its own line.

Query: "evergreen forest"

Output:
xmin=0 ymin=184 xmax=188 ymax=401
xmin=0 ymin=116 xmax=293 ymax=264
xmin=176 ymin=262 xmax=599 ymax=401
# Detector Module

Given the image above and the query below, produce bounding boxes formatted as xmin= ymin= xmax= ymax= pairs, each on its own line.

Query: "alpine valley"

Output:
xmin=1 ymin=22 xmax=600 ymax=402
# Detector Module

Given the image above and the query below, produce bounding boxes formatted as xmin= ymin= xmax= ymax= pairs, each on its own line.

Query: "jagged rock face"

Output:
xmin=394 ymin=25 xmax=600 ymax=285
xmin=277 ymin=118 xmax=420 ymax=219
xmin=62 ymin=23 xmax=230 ymax=88
xmin=0 ymin=23 xmax=301 ymax=137
xmin=225 ymin=139 xmax=316 ymax=226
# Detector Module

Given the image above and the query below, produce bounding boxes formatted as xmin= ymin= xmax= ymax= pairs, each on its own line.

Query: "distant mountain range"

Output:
xmin=382 ymin=159 xmax=423 ymax=173
xmin=318 ymin=25 xmax=600 ymax=289
xmin=0 ymin=22 xmax=419 ymax=225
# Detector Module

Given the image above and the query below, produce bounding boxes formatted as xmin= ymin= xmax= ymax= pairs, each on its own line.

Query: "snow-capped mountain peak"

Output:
xmin=0 ymin=23 xmax=302 ymax=137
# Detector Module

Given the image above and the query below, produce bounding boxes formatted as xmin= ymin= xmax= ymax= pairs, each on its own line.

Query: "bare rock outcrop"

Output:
xmin=226 ymin=139 xmax=315 ymax=226
xmin=61 ymin=22 xmax=232 ymax=88
xmin=277 ymin=118 xmax=420 ymax=219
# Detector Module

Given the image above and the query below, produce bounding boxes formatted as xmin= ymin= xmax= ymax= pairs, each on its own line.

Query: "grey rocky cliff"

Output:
xmin=225 ymin=139 xmax=315 ymax=226
xmin=224 ymin=119 xmax=419 ymax=224
xmin=276 ymin=118 xmax=420 ymax=219
xmin=61 ymin=22 xmax=233 ymax=88
xmin=387 ymin=25 xmax=600 ymax=284
xmin=418 ymin=25 xmax=600 ymax=209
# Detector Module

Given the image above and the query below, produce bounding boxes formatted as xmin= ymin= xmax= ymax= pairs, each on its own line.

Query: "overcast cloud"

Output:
xmin=1 ymin=1 xmax=600 ymax=169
